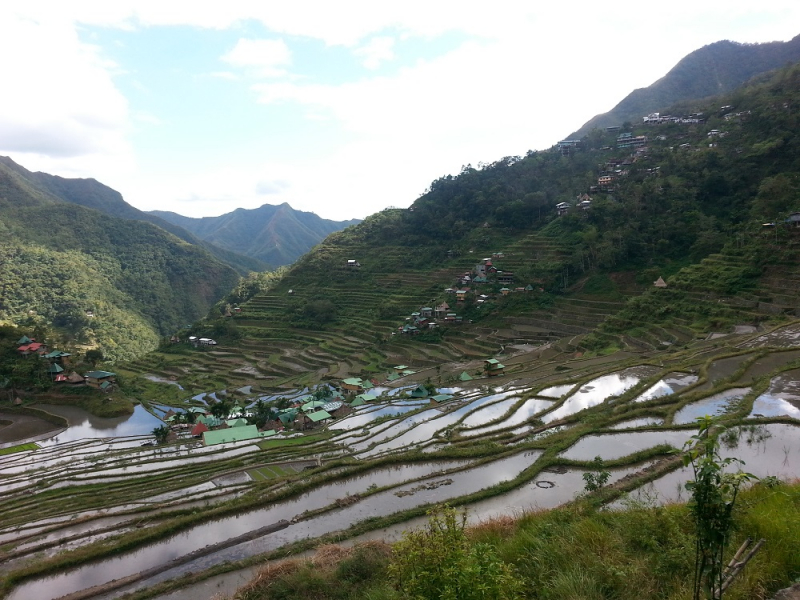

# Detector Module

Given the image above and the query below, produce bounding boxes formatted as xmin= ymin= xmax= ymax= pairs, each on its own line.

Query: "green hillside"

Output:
xmin=0 ymin=163 xmax=242 ymax=362
xmin=151 ymin=203 xmax=361 ymax=267
xmin=569 ymin=34 xmax=800 ymax=139
xmin=121 ymin=62 xmax=800 ymax=389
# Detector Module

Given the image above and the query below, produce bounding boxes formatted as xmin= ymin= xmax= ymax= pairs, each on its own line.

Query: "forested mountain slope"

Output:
xmin=569 ymin=34 xmax=800 ymax=139
xmin=0 ymin=157 xmax=267 ymax=274
xmin=148 ymin=62 xmax=800 ymax=388
xmin=151 ymin=203 xmax=360 ymax=267
xmin=0 ymin=159 xmax=242 ymax=361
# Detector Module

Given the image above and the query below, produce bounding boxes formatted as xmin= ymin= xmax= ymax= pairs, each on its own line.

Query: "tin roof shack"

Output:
xmin=484 ymin=359 xmax=505 ymax=377
xmin=85 ymin=370 xmax=116 ymax=389
xmin=296 ymin=410 xmax=332 ymax=431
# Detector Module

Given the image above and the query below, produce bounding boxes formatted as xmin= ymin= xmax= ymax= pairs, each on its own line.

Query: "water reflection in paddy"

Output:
xmin=608 ymin=417 xmax=664 ymax=430
xmin=329 ymin=403 xmax=425 ymax=430
xmin=99 ymin=453 xmax=542 ymax=597
xmin=561 ymin=429 xmax=696 ymax=462
xmin=672 ymin=388 xmax=751 ymax=424
xmin=749 ymin=374 xmax=800 ymax=419
xmin=614 ymin=423 xmax=800 ymax=508
xmin=634 ymin=373 xmax=698 ymax=402
xmin=361 ymin=394 xmax=520 ymax=456
xmin=467 ymin=462 xmax=650 ymax=521
xmin=463 ymin=399 xmax=553 ymax=437
xmin=34 ymin=405 xmax=164 ymax=444
xmin=537 ymin=384 xmax=574 ymax=398
xmin=4 ymin=457 xmax=493 ymax=600
xmin=541 ymin=366 xmax=658 ymax=424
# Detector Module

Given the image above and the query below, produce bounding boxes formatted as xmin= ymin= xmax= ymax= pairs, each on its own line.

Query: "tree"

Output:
xmin=683 ymin=417 xmax=756 ymax=600
xmin=152 ymin=425 xmax=170 ymax=444
xmin=389 ymin=505 xmax=523 ymax=600
xmin=85 ymin=349 xmax=104 ymax=367
xmin=583 ymin=455 xmax=611 ymax=493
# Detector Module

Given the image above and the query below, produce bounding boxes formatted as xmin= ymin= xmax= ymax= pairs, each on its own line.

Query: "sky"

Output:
xmin=1 ymin=2 xmax=798 ymax=221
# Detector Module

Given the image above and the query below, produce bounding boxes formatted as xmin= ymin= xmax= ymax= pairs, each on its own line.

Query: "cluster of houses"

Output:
xmin=14 ymin=336 xmax=116 ymax=391
xmin=556 ymin=194 xmax=593 ymax=216
xmin=643 ymin=112 xmax=704 ymax=125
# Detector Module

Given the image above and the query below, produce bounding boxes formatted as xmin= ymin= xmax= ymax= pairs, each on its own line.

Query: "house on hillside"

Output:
xmin=85 ymin=370 xmax=116 ymax=389
xmin=347 ymin=259 xmax=361 ymax=268
xmin=497 ymin=272 xmax=514 ymax=286
xmin=786 ymin=212 xmax=800 ymax=227
xmin=456 ymin=290 xmax=468 ymax=302
xmin=654 ymin=277 xmax=668 ymax=288
xmin=435 ymin=303 xmax=450 ymax=318
xmin=484 ymin=359 xmax=505 ymax=377
xmin=556 ymin=202 xmax=570 ymax=216
xmin=410 ymin=385 xmax=429 ymax=398
xmin=341 ymin=377 xmax=364 ymax=393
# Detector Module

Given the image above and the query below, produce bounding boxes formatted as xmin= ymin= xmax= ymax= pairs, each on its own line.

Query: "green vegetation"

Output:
xmin=684 ymin=419 xmax=757 ymax=600
xmin=224 ymin=482 xmax=800 ymax=600
xmin=0 ymin=442 xmax=39 ymax=455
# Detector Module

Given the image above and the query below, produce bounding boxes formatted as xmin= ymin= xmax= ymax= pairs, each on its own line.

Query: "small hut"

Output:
xmin=654 ymin=277 xmax=668 ymax=288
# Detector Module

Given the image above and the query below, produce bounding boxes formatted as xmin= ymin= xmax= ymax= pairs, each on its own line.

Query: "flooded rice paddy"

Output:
xmin=672 ymin=387 xmax=751 ymax=424
xmin=6 ymin=354 xmax=800 ymax=600
xmin=541 ymin=366 xmax=658 ymax=423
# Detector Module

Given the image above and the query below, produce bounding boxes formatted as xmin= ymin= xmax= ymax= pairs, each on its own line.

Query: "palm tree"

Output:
xmin=152 ymin=425 xmax=170 ymax=444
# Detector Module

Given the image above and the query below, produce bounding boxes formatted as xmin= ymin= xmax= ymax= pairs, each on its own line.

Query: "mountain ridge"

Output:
xmin=568 ymin=34 xmax=800 ymax=139
xmin=151 ymin=203 xmax=361 ymax=267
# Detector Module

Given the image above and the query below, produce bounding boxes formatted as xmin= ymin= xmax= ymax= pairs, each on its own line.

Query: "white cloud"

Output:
xmin=355 ymin=36 xmax=395 ymax=69
xmin=0 ymin=6 xmax=134 ymax=181
xmin=221 ymin=38 xmax=292 ymax=78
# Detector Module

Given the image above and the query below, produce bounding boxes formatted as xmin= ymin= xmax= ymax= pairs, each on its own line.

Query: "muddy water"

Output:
xmin=348 ymin=408 xmax=442 ymax=451
xmin=633 ymin=373 xmax=698 ymax=402
xmin=463 ymin=399 xmax=554 ymax=437
xmin=561 ymin=429 xmax=696 ymax=462
xmin=608 ymin=417 xmax=664 ymax=430
xmin=467 ymin=462 xmax=652 ymax=520
xmin=89 ymin=452 xmax=542 ymax=598
xmin=33 ymin=405 xmax=164 ymax=444
xmin=740 ymin=324 xmax=800 ymax=349
xmin=6 ymin=452 xmax=539 ymax=600
xmin=458 ymin=391 xmax=521 ymax=428
xmin=541 ymin=367 xmax=658 ymax=424
xmin=614 ymin=423 xmax=800 ymax=507
xmin=740 ymin=351 xmax=800 ymax=382
xmin=5 ymin=459 xmax=474 ymax=600
xmin=672 ymin=388 xmax=751 ymax=424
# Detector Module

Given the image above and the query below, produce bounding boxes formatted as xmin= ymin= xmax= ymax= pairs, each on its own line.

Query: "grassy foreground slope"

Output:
xmin=229 ymin=482 xmax=800 ymax=600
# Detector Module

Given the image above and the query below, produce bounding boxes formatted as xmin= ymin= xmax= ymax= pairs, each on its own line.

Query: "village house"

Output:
xmin=556 ymin=201 xmax=569 ymax=216
xmin=346 ymin=259 xmax=361 ymax=268
xmin=434 ymin=302 xmax=450 ymax=319
xmin=484 ymin=359 xmax=505 ymax=377
xmin=341 ymin=377 xmax=365 ymax=393
xmin=497 ymin=272 xmax=514 ymax=286
xmin=85 ymin=370 xmax=116 ymax=390
xmin=786 ymin=212 xmax=800 ymax=227
xmin=456 ymin=289 xmax=468 ymax=302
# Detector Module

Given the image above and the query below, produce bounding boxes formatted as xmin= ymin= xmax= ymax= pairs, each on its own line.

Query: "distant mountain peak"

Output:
xmin=150 ymin=203 xmax=360 ymax=267
xmin=567 ymin=33 xmax=800 ymax=139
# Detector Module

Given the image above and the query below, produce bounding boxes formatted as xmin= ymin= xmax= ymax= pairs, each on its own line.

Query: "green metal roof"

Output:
xmin=410 ymin=385 xmax=429 ymax=398
xmin=349 ymin=398 xmax=366 ymax=407
xmin=85 ymin=370 xmax=115 ymax=379
xmin=394 ymin=365 xmax=409 ymax=370
xmin=307 ymin=410 xmax=332 ymax=422
xmin=355 ymin=393 xmax=377 ymax=402
xmin=48 ymin=363 xmax=64 ymax=373
xmin=386 ymin=373 xmax=400 ymax=381
xmin=342 ymin=378 xmax=363 ymax=386
xmin=259 ymin=429 xmax=277 ymax=438
xmin=459 ymin=372 xmax=473 ymax=381
xmin=362 ymin=380 xmax=374 ymax=389
xmin=203 ymin=425 xmax=261 ymax=445
xmin=226 ymin=418 xmax=248 ymax=428
xmin=432 ymin=394 xmax=453 ymax=402
xmin=302 ymin=400 xmax=326 ymax=412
